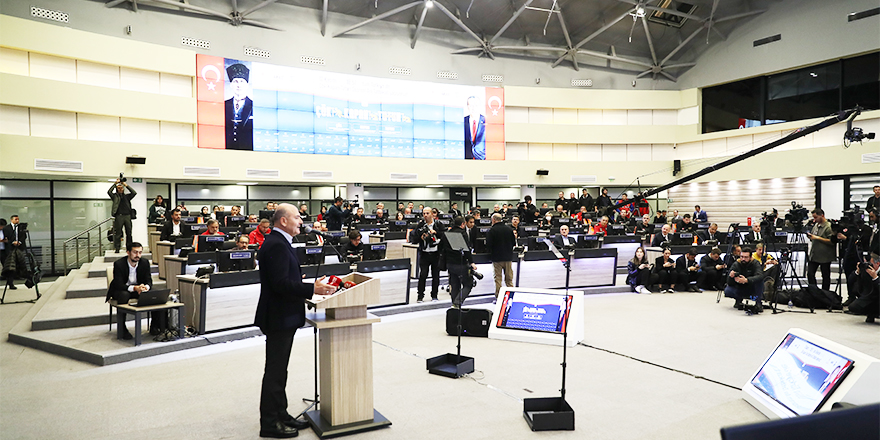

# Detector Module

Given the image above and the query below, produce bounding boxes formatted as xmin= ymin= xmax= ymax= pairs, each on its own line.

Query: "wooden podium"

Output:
xmin=304 ymin=273 xmax=391 ymax=438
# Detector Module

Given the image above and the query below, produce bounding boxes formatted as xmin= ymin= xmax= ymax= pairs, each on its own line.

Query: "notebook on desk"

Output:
xmin=129 ymin=289 xmax=171 ymax=307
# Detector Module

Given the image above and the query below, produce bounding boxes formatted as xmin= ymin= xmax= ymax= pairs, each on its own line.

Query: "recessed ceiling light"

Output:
xmin=237 ymin=182 xmax=258 ymax=185
xmin=426 ymin=184 xmax=442 ymax=188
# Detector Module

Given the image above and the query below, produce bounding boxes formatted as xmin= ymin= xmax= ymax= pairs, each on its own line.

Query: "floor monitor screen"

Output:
xmin=496 ymin=290 xmax=573 ymax=334
xmin=750 ymin=333 xmax=855 ymax=416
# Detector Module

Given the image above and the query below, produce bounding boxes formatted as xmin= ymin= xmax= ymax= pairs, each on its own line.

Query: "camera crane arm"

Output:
xmin=609 ymin=107 xmax=863 ymax=213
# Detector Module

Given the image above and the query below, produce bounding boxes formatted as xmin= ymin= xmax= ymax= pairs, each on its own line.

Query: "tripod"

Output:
xmin=1 ymin=225 xmax=41 ymax=305
xmin=770 ymin=230 xmax=813 ymax=314
xmin=717 ymin=223 xmax=740 ymax=304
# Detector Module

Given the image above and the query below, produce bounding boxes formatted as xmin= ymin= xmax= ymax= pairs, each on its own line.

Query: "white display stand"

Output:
xmin=488 ymin=288 xmax=584 ymax=347
xmin=742 ymin=328 xmax=880 ymax=419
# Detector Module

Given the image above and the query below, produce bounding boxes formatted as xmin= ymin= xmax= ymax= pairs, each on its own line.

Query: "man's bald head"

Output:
xmin=491 ymin=213 xmax=503 ymax=224
xmin=273 ymin=203 xmax=302 ymax=236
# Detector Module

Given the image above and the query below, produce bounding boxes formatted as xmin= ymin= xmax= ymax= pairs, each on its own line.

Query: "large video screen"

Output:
xmin=750 ymin=333 xmax=854 ymax=416
xmin=196 ymin=55 xmax=504 ymax=160
xmin=496 ymin=291 xmax=573 ymax=334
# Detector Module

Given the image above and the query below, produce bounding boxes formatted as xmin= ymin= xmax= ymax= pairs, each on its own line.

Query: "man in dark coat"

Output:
xmin=106 ymin=242 xmax=153 ymax=339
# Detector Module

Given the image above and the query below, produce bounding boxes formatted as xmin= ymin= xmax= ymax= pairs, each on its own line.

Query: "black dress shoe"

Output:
xmin=7 ymin=284 xmax=17 ymax=290
xmin=867 ymin=316 xmax=876 ymax=324
xmin=281 ymin=414 xmax=311 ymax=430
xmin=260 ymin=421 xmax=298 ymax=438
xmin=734 ymin=301 xmax=743 ymax=310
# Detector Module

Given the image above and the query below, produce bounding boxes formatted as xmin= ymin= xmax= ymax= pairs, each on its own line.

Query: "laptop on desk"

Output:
xmin=129 ymin=289 xmax=171 ymax=307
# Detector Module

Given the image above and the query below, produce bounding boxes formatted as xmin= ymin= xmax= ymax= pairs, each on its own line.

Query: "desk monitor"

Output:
xmin=175 ymin=237 xmax=193 ymax=249
xmin=578 ymin=234 xmax=601 ymax=249
xmin=295 ymin=246 xmax=325 ymax=265
xmin=748 ymin=333 xmax=855 ymax=416
xmin=198 ymin=234 xmax=226 ymax=252
xmin=479 ymin=208 xmax=489 ymax=217
xmin=674 ymin=232 xmax=695 ymax=245
xmin=607 ymin=224 xmax=626 ymax=236
xmin=552 ymin=217 xmax=571 ymax=227
xmin=363 ymin=243 xmax=387 ymax=261
xmin=217 ymin=250 xmax=256 ymax=272
xmin=225 ymin=215 xmax=246 ymax=227
xmin=403 ymin=214 xmax=417 ymax=221
xmin=569 ymin=224 xmax=585 ymax=234
xmin=215 ymin=211 xmax=231 ymax=225
xmin=773 ymin=231 xmax=789 ymax=243
xmin=363 ymin=214 xmax=377 ymax=221
xmin=188 ymin=251 xmax=218 ymax=265
xmin=182 ymin=223 xmax=207 ymax=238
xmin=219 ymin=226 xmax=239 ymax=235
xmin=357 ymin=224 xmax=382 ymax=233
xmin=220 ymin=240 xmax=237 ymax=250
xmin=521 ymin=226 xmax=539 ymax=238
xmin=259 ymin=210 xmax=274 ymax=221
xmin=439 ymin=214 xmax=453 ymax=220
xmin=653 ymin=223 xmax=666 ymax=231
xmin=527 ymin=236 xmax=548 ymax=251
xmin=496 ymin=290 xmax=573 ymax=334
xmin=478 ymin=218 xmax=491 ymax=226
xmin=182 ymin=216 xmax=196 ymax=223
xmin=389 ymin=220 xmax=408 ymax=231
xmin=436 ymin=219 xmax=450 ymax=228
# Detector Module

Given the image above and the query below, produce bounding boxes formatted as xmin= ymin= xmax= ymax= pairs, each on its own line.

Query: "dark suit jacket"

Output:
xmin=254 ymin=231 xmax=314 ymax=333
xmin=107 ymin=183 xmax=137 ymax=216
xmin=464 ymin=114 xmax=486 ymax=160
xmin=225 ymin=97 xmax=254 ymax=150
xmin=745 ymin=231 xmax=765 ymax=244
xmin=2 ymin=224 xmax=27 ymax=250
xmin=676 ymin=255 xmax=700 ymax=275
xmin=651 ymin=233 xmax=672 ymax=247
xmin=106 ymin=257 xmax=153 ymax=302
xmin=486 ymin=222 xmax=515 ymax=262
xmin=552 ymin=234 xmax=575 ymax=249
xmin=698 ymin=230 xmax=723 ymax=244
xmin=160 ymin=220 xmax=182 ymax=242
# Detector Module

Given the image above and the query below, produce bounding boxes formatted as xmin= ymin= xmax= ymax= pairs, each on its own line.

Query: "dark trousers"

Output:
xmin=629 ymin=268 xmax=651 ymax=291
xmin=260 ymin=329 xmax=296 ymax=427
xmin=699 ymin=268 xmax=724 ymax=290
xmin=113 ymin=214 xmax=133 ymax=252
xmin=417 ymin=251 xmax=441 ymax=298
xmin=651 ymin=270 xmax=678 ymax=289
xmin=724 ymin=281 xmax=764 ymax=303
xmin=447 ymin=263 xmax=473 ymax=306
xmin=677 ymin=270 xmax=700 ymax=290
xmin=807 ymin=260 xmax=831 ymax=291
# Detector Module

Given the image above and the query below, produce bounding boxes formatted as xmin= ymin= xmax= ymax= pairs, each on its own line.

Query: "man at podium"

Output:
xmin=255 ymin=203 xmax=335 ymax=439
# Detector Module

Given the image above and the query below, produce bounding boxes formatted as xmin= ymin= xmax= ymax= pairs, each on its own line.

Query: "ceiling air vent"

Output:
xmin=181 ymin=37 xmax=210 ymax=50
xmin=571 ymin=79 xmax=593 ymax=87
xmin=648 ymin=1 xmax=697 ymax=28
xmin=390 ymin=173 xmax=418 ymax=181
xmin=34 ymin=159 xmax=82 ymax=173
xmin=438 ymin=174 xmax=464 ymax=182
xmin=862 ymin=153 xmax=880 ymax=164
xmin=571 ymin=175 xmax=598 ymax=183
xmin=482 ymin=74 xmax=503 ymax=83
xmin=184 ymin=166 xmax=221 ymax=176
xmin=753 ymin=34 xmax=781 ymax=47
xmin=301 ymin=56 xmax=325 ymax=66
xmin=246 ymin=169 xmax=280 ymax=179
xmin=437 ymin=71 xmax=458 ymax=80
xmin=31 ymin=6 xmax=69 ymax=23
xmin=244 ymin=46 xmax=270 ymax=59
xmin=389 ymin=66 xmax=411 ymax=76
xmin=483 ymin=174 xmax=509 ymax=182
xmin=302 ymin=170 xmax=333 ymax=179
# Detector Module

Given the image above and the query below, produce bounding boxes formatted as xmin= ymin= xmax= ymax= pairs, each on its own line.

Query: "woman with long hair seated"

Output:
xmin=627 ymin=247 xmax=652 ymax=294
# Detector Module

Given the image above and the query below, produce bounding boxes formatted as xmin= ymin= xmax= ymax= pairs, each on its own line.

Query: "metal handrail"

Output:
xmin=62 ymin=217 xmax=114 ymax=274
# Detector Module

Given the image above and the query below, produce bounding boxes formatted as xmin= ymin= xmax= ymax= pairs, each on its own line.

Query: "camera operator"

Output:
xmin=342 ymin=231 xmax=364 ymax=262
xmin=108 ymin=177 xmax=137 ymax=253
xmin=807 ymin=208 xmax=835 ymax=291
xmin=675 ymin=248 xmax=701 ymax=292
xmin=596 ymin=188 xmax=612 ymax=211
xmin=866 ymin=185 xmax=880 ymax=213
xmin=442 ymin=216 xmax=478 ymax=308
xmin=517 ymin=195 xmax=539 ymax=225
xmin=846 ymin=253 xmax=879 ymax=323
xmin=410 ymin=207 xmax=444 ymax=302
xmin=724 ymin=246 xmax=764 ymax=312
xmin=698 ymin=248 xmax=726 ymax=291
xmin=326 ymin=197 xmax=351 ymax=231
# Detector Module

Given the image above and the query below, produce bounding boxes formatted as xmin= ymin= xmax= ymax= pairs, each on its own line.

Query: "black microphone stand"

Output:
xmin=427 ymin=232 xmax=475 ymax=378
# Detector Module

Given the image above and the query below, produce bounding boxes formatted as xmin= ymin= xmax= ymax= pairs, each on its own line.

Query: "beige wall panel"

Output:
xmin=30 ymin=108 xmax=76 ymax=139
xmin=552 ymin=143 xmax=578 ymax=161
xmin=160 ymin=72 xmax=193 ymax=98
xmin=626 ymin=144 xmax=651 ymax=161
xmin=505 ymin=107 xmax=529 ymax=124
xmin=503 ymin=86 xmax=686 ymax=109
xmin=77 ymin=113 xmax=120 ymax=142
xmin=627 ymin=110 xmax=652 ymax=126
xmin=160 ymin=122 xmax=194 ymax=147
xmin=121 ymin=118 xmax=161 ymax=145
xmin=680 ymin=89 xmax=699 ymax=108
xmin=677 ymin=106 xmax=699 ymax=126
xmin=553 ymin=108 xmax=578 ymax=125
xmin=76 ymin=60 xmax=120 ymax=89
xmin=504 ymin=142 xmax=529 ymax=161
xmin=528 ymin=143 xmax=553 ymax=161
xmin=0 ymin=104 xmax=29 ymax=136
xmin=121 ymin=67 xmax=161 ymax=94
xmin=602 ymin=110 xmax=627 ymax=125
xmin=0 ymin=15 xmax=194 ymax=76
xmin=652 ymin=144 xmax=675 ymax=161
xmin=675 ymin=141 xmax=703 ymax=160
xmin=725 ymin=134 xmax=755 ymax=155
xmin=505 ymin=122 xmax=678 ymax=144
xmin=528 ymin=107 xmax=553 ymax=124
xmin=702 ymin=138 xmax=727 ymax=157
xmin=577 ymin=109 xmax=602 ymax=125
xmin=28 ymin=52 xmax=76 ymax=83
xmin=0 ymin=74 xmax=196 ymax=123
xmin=652 ymin=110 xmax=677 ymax=126
xmin=0 ymin=47 xmax=29 ymax=75
xmin=577 ymin=144 xmax=602 ymax=161
xmin=602 ymin=144 xmax=627 ymax=162
xmin=777 ymin=132 xmax=814 ymax=152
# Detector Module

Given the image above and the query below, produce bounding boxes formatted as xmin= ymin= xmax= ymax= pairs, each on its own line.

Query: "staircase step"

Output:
xmin=66 ymin=276 xmax=165 ymax=299
xmin=88 ymin=262 xmax=158 ymax=278
xmin=102 ymin=251 xmax=153 ymax=264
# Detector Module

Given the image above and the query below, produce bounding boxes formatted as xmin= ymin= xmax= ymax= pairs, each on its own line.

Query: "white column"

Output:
xmin=520 ymin=185 xmax=536 ymax=202
xmin=129 ymin=180 xmax=148 ymax=249
xmin=346 ymin=183 xmax=364 ymax=209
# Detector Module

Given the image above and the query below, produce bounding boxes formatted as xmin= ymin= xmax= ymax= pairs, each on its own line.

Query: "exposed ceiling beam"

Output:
xmin=333 ymin=1 xmax=423 ymax=37
xmin=555 ymin=7 xmax=578 ymax=71
xmin=715 ymin=9 xmax=766 ymax=24
xmin=320 ymin=0 xmax=328 ymax=36
xmin=492 ymin=45 xmax=568 ymax=52
xmin=241 ymin=18 xmax=283 ymax=31
xmin=640 ymin=16 xmax=657 ymax=66
xmin=411 ymin=4 xmax=429 ymax=49
xmin=659 ymin=24 xmax=703 ymax=66
xmin=432 ymin=1 xmax=492 ymax=56
xmin=552 ymin=8 xmax=632 ymax=68
xmin=141 ymin=0 xmax=229 ymax=20
xmin=105 ymin=0 xmax=128 ymax=8
xmin=489 ymin=0 xmax=535 ymax=46
xmin=575 ymin=48 xmax=653 ymax=69
xmin=240 ymin=0 xmax=278 ymax=18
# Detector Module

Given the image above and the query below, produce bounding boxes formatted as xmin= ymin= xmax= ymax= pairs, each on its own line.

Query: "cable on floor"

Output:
xmin=372 ymin=340 xmax=427 ymax=360
xmin=577 ymin=342 xmax=741 ymax=391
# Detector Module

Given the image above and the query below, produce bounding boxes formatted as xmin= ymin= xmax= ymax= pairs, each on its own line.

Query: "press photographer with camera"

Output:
xmin=442 ymin=216 xmax=479 ymax=308
xmin=807 ymin=208 xmax=835 ymax=291
xmin=325 ymin=197 xmax=351 ymax=231
xmin=846 ymin=252 xmax=880 ymax=323
xmin=517 ymin=195 xmax=539 ymax=225
xmin=410 ymin=207 xmax=445 ymax=302
xmin=108 ymin=175 xmax=137 ymax=253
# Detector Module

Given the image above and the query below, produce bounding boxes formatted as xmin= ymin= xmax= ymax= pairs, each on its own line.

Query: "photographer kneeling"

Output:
xmin=724 ymin=246 xmax=764 ymax=312
xmin=442 ymin=216 xmax=478 ymax=308
xmin=410 ymin=207 xmax=444 ymax=302
xmin=846 ymin=253 xmax=879 ymax=323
